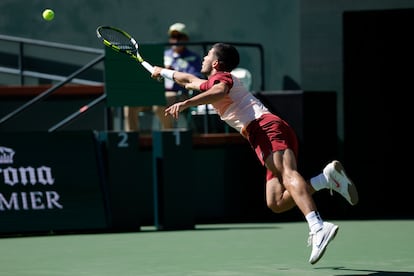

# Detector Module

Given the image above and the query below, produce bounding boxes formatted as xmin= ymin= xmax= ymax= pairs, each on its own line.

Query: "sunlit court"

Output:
xmin=1 ymin=220 xmax=413 ymax=276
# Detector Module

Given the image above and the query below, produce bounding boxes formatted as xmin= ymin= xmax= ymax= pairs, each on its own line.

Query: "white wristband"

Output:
xmin=160 ymin=69 xmax=175 ymax=80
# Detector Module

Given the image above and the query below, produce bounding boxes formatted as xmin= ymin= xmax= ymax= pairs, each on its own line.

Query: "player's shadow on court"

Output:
xmin=139 ymin=224 xmax=281 ymax=233
xmin=317 ymin=266 xmax=414 ymax=275
xmin=195 ymin=225 xmax=281 ymax=231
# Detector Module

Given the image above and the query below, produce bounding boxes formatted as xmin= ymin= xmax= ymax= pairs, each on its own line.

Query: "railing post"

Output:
xmin=18 ymin=42 xmax=24 ymax=85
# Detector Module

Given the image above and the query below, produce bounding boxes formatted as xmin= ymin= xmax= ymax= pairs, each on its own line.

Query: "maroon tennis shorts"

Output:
xmin=245 ymin=113 xmax=299 ymax=181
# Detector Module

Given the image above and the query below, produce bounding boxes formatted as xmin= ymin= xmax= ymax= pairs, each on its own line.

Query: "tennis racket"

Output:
xmin=96 ymin=25 xmax=161 ymax=79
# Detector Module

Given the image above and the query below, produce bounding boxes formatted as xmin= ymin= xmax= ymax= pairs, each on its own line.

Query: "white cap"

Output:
xmin=168 ymin=22 xmax=188 ymax=37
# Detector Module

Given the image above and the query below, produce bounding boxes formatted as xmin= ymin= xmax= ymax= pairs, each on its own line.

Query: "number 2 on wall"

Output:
xmin=117 ymin=132 xmax=129 ymax=148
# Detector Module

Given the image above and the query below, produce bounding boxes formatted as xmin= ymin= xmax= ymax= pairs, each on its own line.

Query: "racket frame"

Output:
xmin=96 ymin=25 xmax=155 ymax=74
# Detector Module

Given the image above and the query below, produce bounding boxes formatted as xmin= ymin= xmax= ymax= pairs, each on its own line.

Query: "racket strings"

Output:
xmin=99 ymin=28 xmax=135 ymax=51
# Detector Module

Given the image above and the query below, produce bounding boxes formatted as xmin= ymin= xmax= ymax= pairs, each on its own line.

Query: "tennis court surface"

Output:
xmin=1 ymin=220 xmax=413 ymax=276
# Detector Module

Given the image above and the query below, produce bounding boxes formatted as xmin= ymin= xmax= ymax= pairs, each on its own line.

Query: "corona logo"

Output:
xmin=0 ymin=145 xmax=61 ymax=211
xmin=0 ymin=166 xmax=55 ymax=186
xmin=0 ymin=146 xmax=15 ymax=164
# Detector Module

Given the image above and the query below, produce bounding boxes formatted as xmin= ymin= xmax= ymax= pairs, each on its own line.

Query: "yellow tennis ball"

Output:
xmin=42 ymin=9 xmax=55 ymax=21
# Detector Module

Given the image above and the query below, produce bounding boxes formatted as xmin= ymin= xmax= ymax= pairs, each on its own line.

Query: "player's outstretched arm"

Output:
xmin=152 ymin=66 xmax=204 ymax=91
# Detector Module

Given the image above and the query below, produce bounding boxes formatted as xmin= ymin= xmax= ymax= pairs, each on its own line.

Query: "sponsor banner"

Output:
xmin=0 ymin=131 xmax=107 ymax=234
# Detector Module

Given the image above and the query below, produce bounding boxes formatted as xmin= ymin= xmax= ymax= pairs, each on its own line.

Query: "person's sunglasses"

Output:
xmin=169 ymin=33 xmax=186 ymax=40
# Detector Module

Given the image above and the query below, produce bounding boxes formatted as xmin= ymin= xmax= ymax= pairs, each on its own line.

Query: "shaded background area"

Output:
xmin=343 ymin=9 xmax=413 ymax=219
xmin=0 ymin=1 xmax=413 ymax=235
xmin=1 ymin=0 xmax=414 ymax=140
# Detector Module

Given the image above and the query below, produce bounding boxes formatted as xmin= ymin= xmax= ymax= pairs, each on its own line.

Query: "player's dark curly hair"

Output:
xmin=212 ymin=43 xmax=240 ymax=72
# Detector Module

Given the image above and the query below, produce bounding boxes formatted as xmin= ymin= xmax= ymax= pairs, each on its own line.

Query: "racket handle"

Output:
xmin=141 ymin=61 xmax=154 ymax=74
xmin=141 ymin=60 xmax=163 ymax=81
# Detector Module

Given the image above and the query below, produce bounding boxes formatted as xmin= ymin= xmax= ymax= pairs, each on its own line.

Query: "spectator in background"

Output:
xmin=125 ymin=22 xmax=202 ymax=131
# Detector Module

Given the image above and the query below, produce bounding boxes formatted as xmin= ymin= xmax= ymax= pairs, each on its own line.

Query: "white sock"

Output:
xmin=310 ymin=173 xmax=328 ymax=191
xmin=305 ymin=211 xmax=323 ymax=233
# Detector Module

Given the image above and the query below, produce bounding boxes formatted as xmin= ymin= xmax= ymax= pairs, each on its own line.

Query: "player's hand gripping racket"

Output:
xmin=96 ymin=25 xmax=162 ymax=80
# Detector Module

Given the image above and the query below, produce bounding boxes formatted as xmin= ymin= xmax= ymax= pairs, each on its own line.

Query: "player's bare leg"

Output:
xmin=264 ymin=149 xmax=338 ymax=265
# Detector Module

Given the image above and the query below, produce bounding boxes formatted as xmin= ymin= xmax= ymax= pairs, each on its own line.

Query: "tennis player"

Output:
xmin=151 ymin=43 xmax=358 ymax=265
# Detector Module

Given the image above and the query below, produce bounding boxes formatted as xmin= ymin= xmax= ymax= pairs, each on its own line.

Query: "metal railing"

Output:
xmin=0 ymin=35 xmax=265 ymax=89
xmin=0 ymin=34 xmax=106 ymax=129
xmin=0 ymin=34 xmax=265 ymax=132
xmin=0 ymin=34 xmax=104 ymax=86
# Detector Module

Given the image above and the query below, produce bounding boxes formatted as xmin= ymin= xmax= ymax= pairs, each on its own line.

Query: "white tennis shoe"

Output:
xmin=323 ymin=160 xmax=359 ymax=205
xmin=308 ymin=222 xmax=339 ymax=265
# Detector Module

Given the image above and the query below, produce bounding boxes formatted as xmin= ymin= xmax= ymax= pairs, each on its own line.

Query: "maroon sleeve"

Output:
xmin=200 ymin=72 xmax=233 ymax=92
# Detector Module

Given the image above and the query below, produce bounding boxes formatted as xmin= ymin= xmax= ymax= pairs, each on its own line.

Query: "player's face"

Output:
xmin=201 ymin=48 xmax=217 ymax=75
